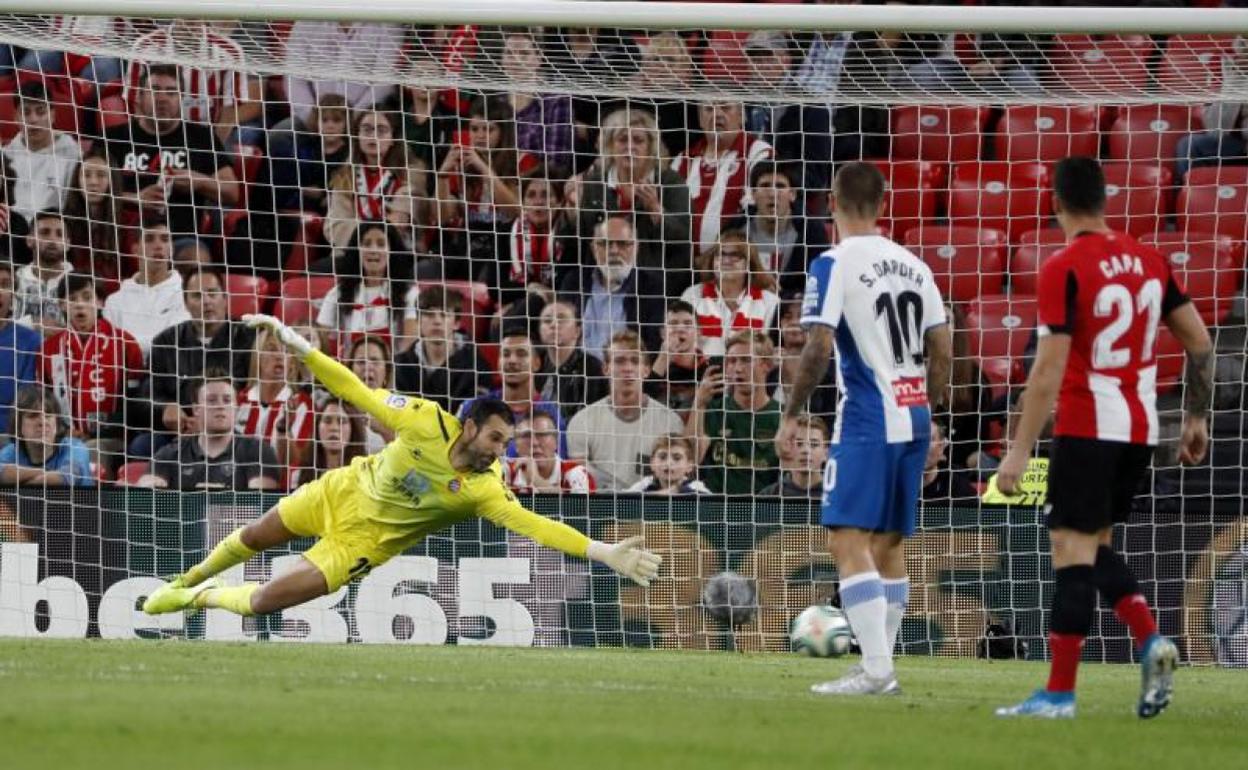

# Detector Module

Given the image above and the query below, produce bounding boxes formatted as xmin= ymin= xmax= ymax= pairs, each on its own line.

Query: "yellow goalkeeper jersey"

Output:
xmin=303 ymin=350 xmax=591 ymax=558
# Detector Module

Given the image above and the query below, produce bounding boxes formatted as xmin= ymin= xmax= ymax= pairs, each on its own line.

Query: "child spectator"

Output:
xmin=62 ymin=149 xmax=125 ymax=293
xmin=680 ymin=230 xmax=780 ymax=358
xmin=270 ymin=93 xmax=350 ymax=213
xmin=346 ymin=333 xmax=395 ymax=453
xmin=316 ymin=221 xmax=417 ymax=348
xmin=393 ymin=286 xmax=490 ymax=415
xmin=287 ymin=396 xmax=367 ymax=489
xmin=759 ymin=414 xmax=828 ymax=498
xmin=626 ymin=434 xmax=711 ymax=495
xmin=567 ymin=330 xmax=684 ymax=490
xmin=727 ymin=162 xmax=829 ymax=296
xmin=672 ymin=100 xmax=772 ymax=257
xmin=102 ymin=215 xmax=191 ymax=353
xmin=324 ymin=108 xmax=412 ymax=258
xmin=645 ymin=299 xmax=708 ymax=415
xmin=2 ymin=81 xmax=81 ymax=230
xmin=491 ymin=173 xmax=569 ymax=313
xmin=0 ymin=261 xmax=40 ymax=439
xmin=13 ymin=210 xmax=73 ymax=334
xmin=0 ymin=385 xmax=93 ymax=487
xmin=236 ymin=328 xmax=315 ymax=475
xmin=770 ymin=295 xmax=836 ymax=429
xmin=457 ymin=327 xmax=567 ymax=457
xmin=503 ymin=411 xmax=596 ymax=494
xmin=41 ymin=273 xmax=142 ymax=460
xmin=536 ymin=296 xmax=606 ymax=421
xmin=140 ymin=369 xmax=281 ymax=491
xmin=687 ymin=329 xmax=781 ymax=494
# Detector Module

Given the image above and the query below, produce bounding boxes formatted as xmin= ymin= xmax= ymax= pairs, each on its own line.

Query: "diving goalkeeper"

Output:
xmin=143 ymin=314 xmax=661 ymax=619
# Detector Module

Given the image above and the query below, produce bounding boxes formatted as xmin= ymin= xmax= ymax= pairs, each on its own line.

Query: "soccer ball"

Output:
xmin=790 ymin=605 xmax=854 ymax=657
xmin=701 ymin=571 xmax=758 ymax=626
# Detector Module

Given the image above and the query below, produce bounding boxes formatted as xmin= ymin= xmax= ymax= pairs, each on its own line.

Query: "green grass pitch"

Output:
xmin=1 ymin=640 xmax=1245 ymax=770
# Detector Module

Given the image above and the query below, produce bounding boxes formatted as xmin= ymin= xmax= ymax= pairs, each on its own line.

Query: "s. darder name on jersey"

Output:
xmin=859 ymin=258 xmax=926 ymax=289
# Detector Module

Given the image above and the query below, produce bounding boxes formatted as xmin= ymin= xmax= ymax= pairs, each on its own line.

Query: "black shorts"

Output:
xmin=1045 ymin=437 xmax=1154 ymax=534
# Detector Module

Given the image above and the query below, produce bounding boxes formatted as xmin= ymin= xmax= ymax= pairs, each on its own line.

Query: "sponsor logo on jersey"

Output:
xmin=448 ymin=479 xmax=461 ymax=493
xmin=386 ymin=394 xmax=409 ymax=409
xmin=802 ymin=275 xmax=820 ymax=316
xmin=892 ymin=376 xmax=928 ymax=407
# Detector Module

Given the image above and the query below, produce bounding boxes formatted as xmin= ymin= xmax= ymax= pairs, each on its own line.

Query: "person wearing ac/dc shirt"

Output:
xmin=103 ymin=62 xmax=239 ymax=239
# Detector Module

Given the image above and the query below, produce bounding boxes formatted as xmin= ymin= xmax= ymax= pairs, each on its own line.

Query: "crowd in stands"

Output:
xmin=0 ymin=7 xmax=1243 ymax=509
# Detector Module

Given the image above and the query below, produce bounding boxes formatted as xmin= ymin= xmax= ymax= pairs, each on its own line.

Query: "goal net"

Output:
xmin=0 ymin=3 xmax=1244 ymax=664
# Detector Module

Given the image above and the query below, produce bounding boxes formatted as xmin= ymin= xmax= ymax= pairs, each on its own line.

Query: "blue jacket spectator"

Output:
xmin=0 ymin=261 xmax=41 ymax=437
xmin=0 ymin=386 xmax=94 ymax=487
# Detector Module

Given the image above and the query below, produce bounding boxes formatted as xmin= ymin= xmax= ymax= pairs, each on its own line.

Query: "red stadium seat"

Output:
xmin=1177 ymin=166 xmax=1248 ymax=242
xmin=700 ymin=31 xmax=752 ymax=85
xmin=223 ymin=274 xmax=270 ymax=320
xmin=996 ymin=105 xmax=1099 ymax=163
xmin=1141 ymin=232 xmax=1241 ymax=325
xmin=1142 ymin=229 xmax=1245 ymax=273
xmin=1050 ymin=34 xmax=1155 ymax=96
xmin=1102 ymin=163 xmax=1172 ymax=238
xmin=901 ymin=226 xmax=1006 ymax=302
xmin=870 ymin=160 xmax=944 ymax=243
xmin=116 ymin=462 xmax=150 ymax=486
xmin=98 ymin=94 xmax=129 ymax=130
xmin=1010 ymin=228 xmax=1068 ymax=295
xmin=890 ymin=105 xmax=989 ymax=163
xmin=964 ymin=294 xmax=1038 ymax=393
xmin=1158 ymin=34 xmax=1234 ymax=95
xmin=273 ymin=276 xmax=336 ymax=327
xmin=1106 ymin=105 xmax=1203 ymax=165
xmin=948 ymin=161 xmax=1051 ymax=244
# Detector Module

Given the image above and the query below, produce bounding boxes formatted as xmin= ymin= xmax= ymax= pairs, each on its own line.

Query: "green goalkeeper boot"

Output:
xmin=142 ymin=576 xmax=220 ymax=615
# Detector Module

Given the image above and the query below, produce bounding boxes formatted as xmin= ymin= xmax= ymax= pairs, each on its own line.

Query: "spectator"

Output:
xmin=102 ymin=215 xmax=191 ymax=352
xmin=759 ymin=414 xmax=828 ymax=498
xmin=535 ymin=296 xmax=607 ymax=420
xmin=236 ymin=328 xmax=315 ymax=474
xmin=727 ymin=162 xmax=829 ymax=296
xmin=490 ymin=172 xmax=571 ymax=313
xmin=621 ymin=32 xmax=701 ymax=158
xmin=645 ymin=299 xmax=708 ymax=415
xmin=15 ymin=16 xmax=127 ymax=87
xmin=125 ymin=19 xmax=263 ymax=145
xmin=567 ymin=330 xmax=684 ymax=490
xmin=576 ymin=107 xmax=692 ymax=292
xmin=0 ymin=261 xmax=41 ymax=438
xmin=457 ymin=328 xmax=567 ymax=456
xmin=672 ymin=100 xmax=773 ymax=257
xmin=13 ymin=209 xmax=72 ymax=334
xmin=502 ymin=411 xmax=596 ymax=494
xmin=393 ymin=286 xmax=490 ymax=415
xmin=63 ymin=148 xmax=125 ymax=293
xmin=269 ymin=93 xmax=351 ymax=213
xmin=324 ymin=109 xmax=413 ymax=258
xmin=680 ymin=230 xmax=780 ymax=358
xmin=626 ymin=433 xmax=711 ymax=495
xmin=435 ymin=94 xmax=526 ymax=278
xmin=1176 ymin=35 xmax=1248 ymax=180
xmin=947 ymin=302 xmax=1002 ymax=471
xmin=687 ymin=329 xmax=781 ymax=494
xmin=399 ymin=86 xmax=455 ymax=176
xmin=961 ymin=32 xmax=1049 ymax=96
xmin=0 ymin=155 xmax=28 ymax=263
xmin=137 ymin=266 xmax=255 ymax=458
xmin=2 ymin=81 xmax=81 ymax=230
xmin=104 ymin=63 xmax=240 ymax=239
xmin=493 ymin=28 xmax=573 ymax=170
xmin=558 ymin=215 xmax=665 ymax=358
xmin=316 ymin=222 xmax=417 ymax=347
xmin=0 ymin=385 xmax=93 ymax=487
xmin=140 ymin=369 xmax=281 ymax=490
xmin=41 ymin=273 xmax=142 ymax=464
xmin=921 ymin=418 xmax=980 ymax=505
xmin=287 ymin=396 xmax=367 ymax=489
xmin=346 ymin=333 xmax=396 ymax=453
xmin=771 ymin=295 xmax=837 ymax=429
xmin=548 ymin=27 xmax=641 ymax=172
xmin=283 ymin=21 xmax=404 ymax=126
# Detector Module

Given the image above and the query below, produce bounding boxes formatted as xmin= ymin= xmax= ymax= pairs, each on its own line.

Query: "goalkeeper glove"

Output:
xmin=586 ymin=536 xmax=662 ymax=587
xmin=242 ymin=313 xmax=314 ymax=358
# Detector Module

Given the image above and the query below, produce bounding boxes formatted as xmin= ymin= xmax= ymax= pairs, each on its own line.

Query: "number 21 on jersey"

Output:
xmin=1092 ymin=278 xmax=1161 ymax=369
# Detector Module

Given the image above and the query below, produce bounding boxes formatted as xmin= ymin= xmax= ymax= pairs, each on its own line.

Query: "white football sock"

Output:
xmin=840 ymin=571 xmax=892 ymax=679
xmin=882 ymin=577 xmax=910 ymax=653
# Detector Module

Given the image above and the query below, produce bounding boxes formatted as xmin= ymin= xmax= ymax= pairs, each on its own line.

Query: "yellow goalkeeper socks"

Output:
xmin=193 ymin=583 xmax=259 ymax=617
xmin=183 ymin=528 xmax=257 ymax=587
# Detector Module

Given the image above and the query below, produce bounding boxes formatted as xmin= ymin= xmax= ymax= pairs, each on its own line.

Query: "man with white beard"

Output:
xmin=557 ymin=215 xmax=665 ymax=360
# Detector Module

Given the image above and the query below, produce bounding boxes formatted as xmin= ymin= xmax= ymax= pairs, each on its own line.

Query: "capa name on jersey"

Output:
xmin=860 ymin=258 xmax=926 ymax=289
xmin=1099 ymin=254 xmax=1145 ymax=280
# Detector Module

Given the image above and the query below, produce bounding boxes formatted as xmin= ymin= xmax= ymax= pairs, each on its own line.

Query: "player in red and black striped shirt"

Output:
xmin=996 ymin=157 xmax=1214 ymax=719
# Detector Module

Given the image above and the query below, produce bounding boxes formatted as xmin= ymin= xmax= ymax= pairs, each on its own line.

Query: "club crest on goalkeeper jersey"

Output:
xmin=800 ymin=235 xmax=946 ymax=444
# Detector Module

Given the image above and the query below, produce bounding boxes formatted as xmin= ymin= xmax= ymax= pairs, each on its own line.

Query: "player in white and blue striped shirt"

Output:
xmin=777 ymin=162 xmax=952 ymax=696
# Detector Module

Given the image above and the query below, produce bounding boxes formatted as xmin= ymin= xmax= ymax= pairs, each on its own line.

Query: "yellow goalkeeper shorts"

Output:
xmin=277 ymin=466 xmax=407 ymax=591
